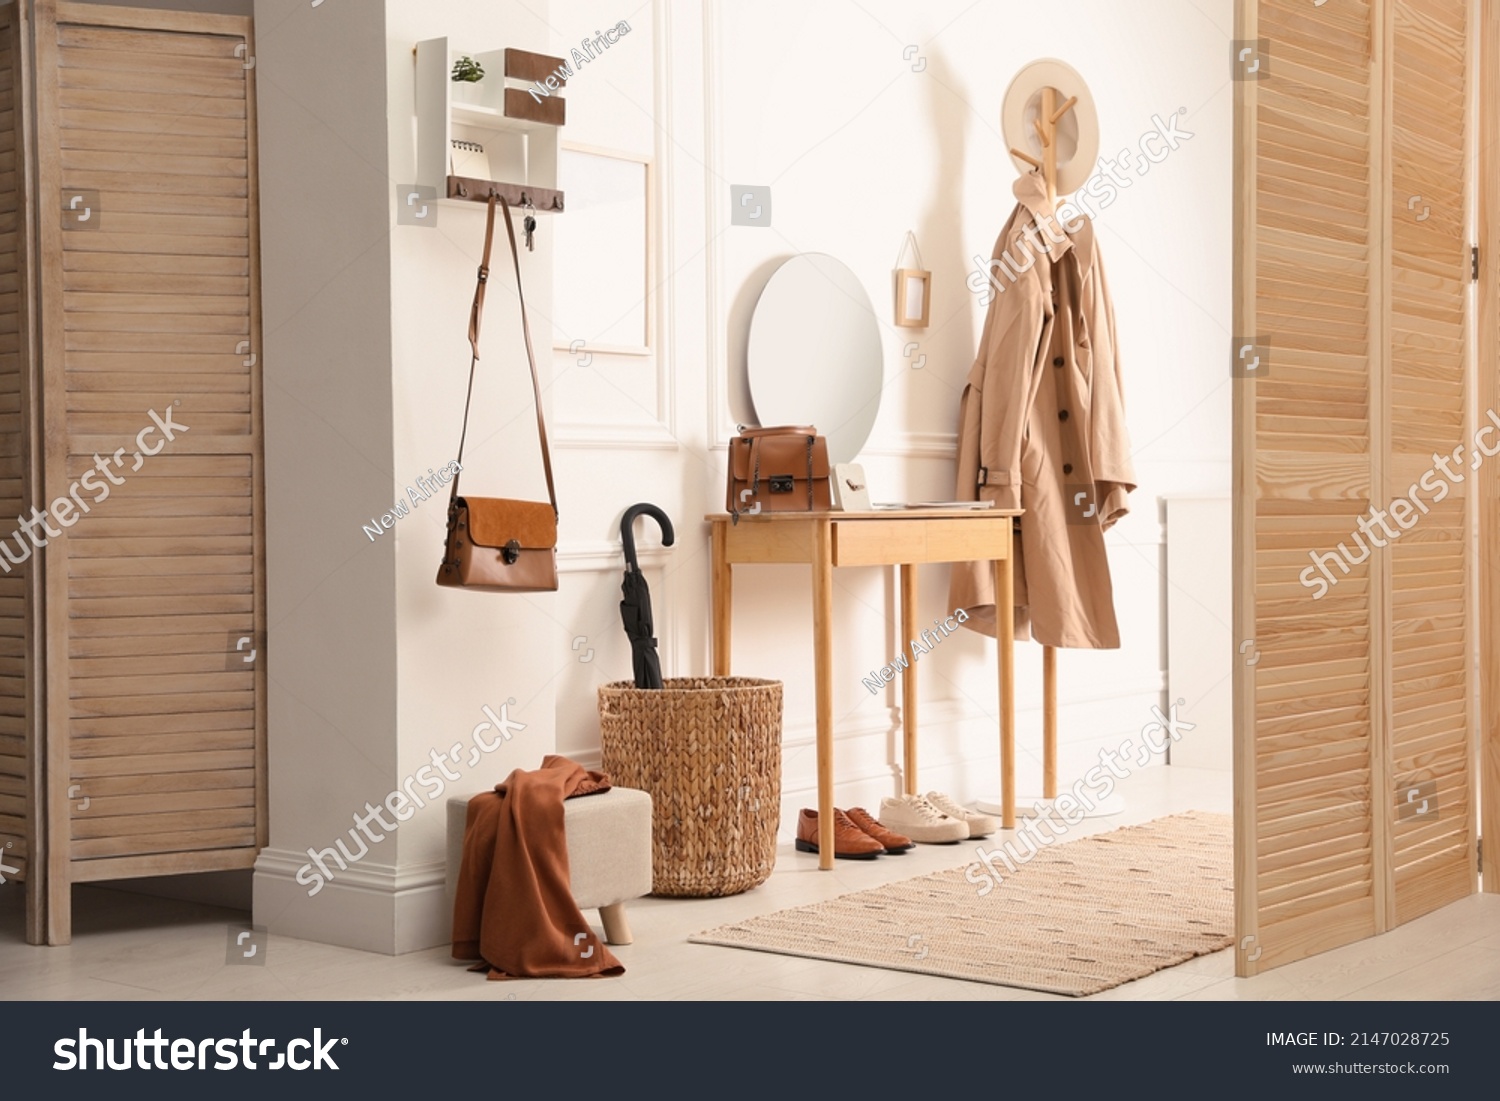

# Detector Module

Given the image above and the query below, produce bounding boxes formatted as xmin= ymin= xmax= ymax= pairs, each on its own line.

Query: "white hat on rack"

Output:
xmin=1001 ymin=58 xmax=1099 ymax=196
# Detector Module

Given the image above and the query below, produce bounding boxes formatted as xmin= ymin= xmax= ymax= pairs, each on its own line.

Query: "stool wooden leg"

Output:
xmin=599 ymin=902 xmax=633 ymax=945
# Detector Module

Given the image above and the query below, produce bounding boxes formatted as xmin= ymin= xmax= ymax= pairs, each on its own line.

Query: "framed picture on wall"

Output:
xmin=551 ymin=143 xmax=653 ymax=356
xmin=894 ymin=267 xmax=930 ymax=328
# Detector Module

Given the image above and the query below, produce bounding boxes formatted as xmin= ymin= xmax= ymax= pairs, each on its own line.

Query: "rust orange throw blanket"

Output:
xmin=452 ymin=754 xmax=624 ymax=979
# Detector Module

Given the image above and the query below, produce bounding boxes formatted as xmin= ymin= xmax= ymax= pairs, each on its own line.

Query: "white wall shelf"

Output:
xmin=415 ymin=38 xmax=565 ymax=211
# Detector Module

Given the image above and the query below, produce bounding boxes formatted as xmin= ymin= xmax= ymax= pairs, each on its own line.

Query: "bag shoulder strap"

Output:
xmin=450 ymin=195 xmax=558 ymax=518
xmin=737 ymin=424 xmax=817 ymax=439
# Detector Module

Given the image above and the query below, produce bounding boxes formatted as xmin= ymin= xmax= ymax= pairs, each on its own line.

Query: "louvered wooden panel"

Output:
xmin=1483 ymin=3 xmax=1500 ymax=899
xmin=0 ymin=4 xmax=29 ymax=881
xmin=1386 ymin=0 xmax=1473 ymax=925
xmin=1235 ymin=0 xmax=1381 ymax=974
xmin=33 ymin=2 xmax=264 ymax=930
xmin=1238 ymin=0 xmax=1480 ymax=974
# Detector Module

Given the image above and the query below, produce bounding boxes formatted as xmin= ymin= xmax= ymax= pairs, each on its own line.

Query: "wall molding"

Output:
xmin=859 ymin=430 xmax=958 ymax=460
xmin=550 ymin=0 xmax=677 ymax=451
xmin=701 ymin=2 xmax=735 ymax=450
xmin=778 ymin=676 xmax=1168 ymax=753
xmin=552 ymin=420 xmax=681 ymax=451
xmin=558 ymin=539 xmax=673 ymax=574
xmin=652 ymin=0 xmax=678 ymax=448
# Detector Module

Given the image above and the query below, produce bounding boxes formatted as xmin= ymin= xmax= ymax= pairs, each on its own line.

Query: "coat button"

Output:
xmin=1063 ymin=463 xmax=1073 ymax=474
xmin=1053 ymin=356 xmax=1064 ymax=367
xmin=1058 ymin=410 xmax=1069 ymax=421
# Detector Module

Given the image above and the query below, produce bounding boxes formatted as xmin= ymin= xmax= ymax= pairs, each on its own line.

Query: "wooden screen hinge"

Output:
xmin=1472 ymin=246 xmax=1479 ymax=282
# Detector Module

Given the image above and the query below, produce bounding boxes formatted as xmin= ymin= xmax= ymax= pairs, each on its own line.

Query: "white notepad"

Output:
xmin=450 ymin=139 xmax=492 ymax=181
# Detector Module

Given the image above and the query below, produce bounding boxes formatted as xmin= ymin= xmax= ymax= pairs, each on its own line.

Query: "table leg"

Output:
xmin=900 ymin=563 xmax=919 ymax=796
xmin=1043 ymin=644 xmax=1057 ymax=800
xmin=811 ymin=519 xmax=835 ymax=870
xmin=711 ymin=523 xmax=731 ymax=676
xmin=995 ymin=553 xmax=1016 ymax=829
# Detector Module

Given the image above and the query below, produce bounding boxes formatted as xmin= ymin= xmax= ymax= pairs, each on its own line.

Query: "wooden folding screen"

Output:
xmin=1234 ymin=0 xmax=1478 ymax=975
xmin=1383 ymin=0 xmax=1474 ymax=928
xmin=0 ymin=0 xmax=41 ymax=938
xmin=1482 ymin=2 xmax=1500 ymax=899
xmin=6 ymin=0 xmax=265 ymax=945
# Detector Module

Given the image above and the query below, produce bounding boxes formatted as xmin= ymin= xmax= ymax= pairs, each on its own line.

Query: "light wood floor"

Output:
xmin=1 ymin=766 xmax=1495 ymax=1000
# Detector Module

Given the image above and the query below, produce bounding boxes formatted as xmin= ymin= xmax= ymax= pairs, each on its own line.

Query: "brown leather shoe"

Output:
xmin=795 ymin=808 xmax=884 ymax=859
xmin=846 ymin=806 xmax=915 ymax=853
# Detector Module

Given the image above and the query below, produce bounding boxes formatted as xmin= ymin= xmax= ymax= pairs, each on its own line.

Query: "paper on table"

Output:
xmin=870 ymin=501 xmax=996 ymax=510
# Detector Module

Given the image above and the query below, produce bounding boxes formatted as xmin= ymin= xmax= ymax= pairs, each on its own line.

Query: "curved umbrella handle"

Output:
xmin=620 ymin=503 xmax=675 ymax=572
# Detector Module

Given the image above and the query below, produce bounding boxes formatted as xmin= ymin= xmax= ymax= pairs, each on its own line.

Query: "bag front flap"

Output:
xmin=730 ymin=434 xmax=830 ymax=481
xmin=457 ymin=496 xmax=557 ymax=550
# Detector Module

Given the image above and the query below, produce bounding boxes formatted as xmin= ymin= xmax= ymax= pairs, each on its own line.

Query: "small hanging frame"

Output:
xmin=893 ymin=231 xmax=931 ymax=329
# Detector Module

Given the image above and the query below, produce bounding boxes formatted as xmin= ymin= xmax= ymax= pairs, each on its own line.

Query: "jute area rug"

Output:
xmin=690 ymin=811 xmax=1233 ymax=997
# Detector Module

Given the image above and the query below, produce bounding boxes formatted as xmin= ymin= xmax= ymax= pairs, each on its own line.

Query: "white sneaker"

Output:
xmin=878 ymin=794 xmax=968 ymax=844
xmin=925 ymin=791 xmax=998 ymax=839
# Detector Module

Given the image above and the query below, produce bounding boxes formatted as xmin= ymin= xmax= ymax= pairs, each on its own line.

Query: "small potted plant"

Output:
xmin=451 ymin=55 xmax=486 ymax=105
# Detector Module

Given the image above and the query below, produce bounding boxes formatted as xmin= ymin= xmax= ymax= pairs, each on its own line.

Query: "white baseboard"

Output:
xmin=253 ymin=848 xmax=449 ymax=955
xmin=773 ymin=682 xmax=1167 ymax=836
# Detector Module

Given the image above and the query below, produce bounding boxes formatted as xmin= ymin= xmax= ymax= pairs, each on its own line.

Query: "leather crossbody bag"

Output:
xmin=437 ymin=195 xmax=559 ymax=593
xmin=726 ymin=425 xmax=832 ymax=521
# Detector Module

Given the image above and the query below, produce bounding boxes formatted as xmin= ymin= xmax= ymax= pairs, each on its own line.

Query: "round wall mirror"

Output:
xmin=746 ymin=253 xmax=883 ymax=464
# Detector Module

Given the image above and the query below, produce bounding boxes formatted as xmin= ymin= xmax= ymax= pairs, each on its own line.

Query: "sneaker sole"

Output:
xmin=794 ymin=837 xmax=881 ymax=860
xmin=879 ymin=823 xmax=968 ymax=844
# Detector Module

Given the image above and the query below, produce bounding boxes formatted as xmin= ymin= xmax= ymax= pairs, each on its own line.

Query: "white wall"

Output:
xmin=254 ymin=0 xmax=1233 ymax=953
xmin=556 ymin=0 xmax=1233 ymax=830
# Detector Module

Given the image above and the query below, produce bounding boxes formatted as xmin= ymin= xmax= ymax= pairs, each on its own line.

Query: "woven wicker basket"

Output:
xmin=598 ymin=676 xmax=782 ymax=897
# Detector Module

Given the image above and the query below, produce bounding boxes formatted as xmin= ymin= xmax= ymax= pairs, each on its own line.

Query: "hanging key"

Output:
xmin=523 ymin=213 xmax=537 ymax=252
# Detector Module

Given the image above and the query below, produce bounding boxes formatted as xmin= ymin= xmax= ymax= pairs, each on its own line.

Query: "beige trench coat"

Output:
xmin=949 ymin=171 xmax=1135 ymax=649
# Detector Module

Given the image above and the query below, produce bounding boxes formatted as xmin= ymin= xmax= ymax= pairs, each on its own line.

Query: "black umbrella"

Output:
xmin=619 ymin=504 xmax=675 ymax=689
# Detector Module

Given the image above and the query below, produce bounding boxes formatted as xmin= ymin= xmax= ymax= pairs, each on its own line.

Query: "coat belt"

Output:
xmin=976 ymin=467 xmax=1019 ymax=488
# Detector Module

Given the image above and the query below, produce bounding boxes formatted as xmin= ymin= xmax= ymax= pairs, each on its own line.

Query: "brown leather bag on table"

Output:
xmin=726 ymin=425 xmax=832 ymax=522
xmin=437 ymin=195 xmax=559 ymax=593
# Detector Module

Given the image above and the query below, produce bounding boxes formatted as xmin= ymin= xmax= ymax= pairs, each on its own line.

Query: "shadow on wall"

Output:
xmin=911 ymin=46 xmax=969 ymax=450
xmin=727 ymin=255 xmax=791 ymax=428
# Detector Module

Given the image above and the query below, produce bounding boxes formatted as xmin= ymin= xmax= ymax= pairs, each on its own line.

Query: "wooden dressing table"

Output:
xmin=707 ymin=508 xmax=1023 ymax=869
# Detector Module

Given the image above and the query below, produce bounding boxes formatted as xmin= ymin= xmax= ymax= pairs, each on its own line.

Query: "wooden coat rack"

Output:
xmin=1007 ymin=87 xmax=1078 ymax=208
xmin=984 ymin=86 xmax=1078 ymax=813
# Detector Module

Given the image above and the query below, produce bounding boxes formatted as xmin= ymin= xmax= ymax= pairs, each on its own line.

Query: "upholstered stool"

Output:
xmin=446 ymin=786 xmax=653 ymax=944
